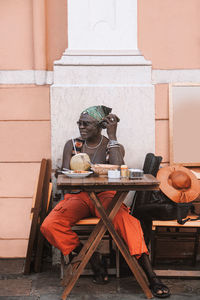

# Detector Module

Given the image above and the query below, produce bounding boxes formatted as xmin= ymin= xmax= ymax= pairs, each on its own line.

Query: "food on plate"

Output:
xmin=70 ymin=153 xmax=91 ymax=171
xmin=73 ymin=170 xmax=89 ymax=173
xmin=91 ymin=164 xmax=119 ymax=175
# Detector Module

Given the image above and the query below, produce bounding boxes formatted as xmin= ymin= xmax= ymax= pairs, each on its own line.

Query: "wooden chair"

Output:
xmin=24 ymin=158 xmax=52 ymax=274
xmin=130 ymin=153 xmax=162 ymax=245
xmin=60 ymin=217 xmax=120 ymax=279
xmin=151 ymin=216 xmax=200 ymax=277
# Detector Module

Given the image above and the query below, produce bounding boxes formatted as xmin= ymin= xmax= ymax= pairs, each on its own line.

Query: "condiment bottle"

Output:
xmin=121 ymin=165 xmax=128 ymax=178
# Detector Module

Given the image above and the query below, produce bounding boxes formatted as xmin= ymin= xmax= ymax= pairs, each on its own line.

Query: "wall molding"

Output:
xmin=0 ymin=70 xmax=53 ymax=85
xmin=1 ymin=69 xmax=200 ymax=85
xmin=152 ymin=69 xmax=200 ymax=84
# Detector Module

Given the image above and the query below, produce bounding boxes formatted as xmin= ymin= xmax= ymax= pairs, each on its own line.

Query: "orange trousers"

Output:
xmin=40 ymin=191 xmax=148 ymax=257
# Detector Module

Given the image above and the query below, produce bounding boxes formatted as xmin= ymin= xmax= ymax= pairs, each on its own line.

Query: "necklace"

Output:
xmin=84 ymin=135 xmax=103 ymax=163
xmin=85 ymin=135 xmax=103 ymax=149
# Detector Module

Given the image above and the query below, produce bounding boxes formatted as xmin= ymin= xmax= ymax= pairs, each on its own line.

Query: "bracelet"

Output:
xmin=108 ymin=140 xmax=119 ymax=147
xmin=108 ymin=144 xmax=120 ymax=149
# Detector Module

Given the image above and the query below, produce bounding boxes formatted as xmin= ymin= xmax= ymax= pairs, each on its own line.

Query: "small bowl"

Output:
xmin=91 ymin=164 xmax=119 ymax=176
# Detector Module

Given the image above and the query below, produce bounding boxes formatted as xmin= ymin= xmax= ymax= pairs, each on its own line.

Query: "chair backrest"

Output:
xmin=142 ymin=153 xmax=162 ymax=177
xmin=24 ymin=158 xmax=52 ymax=274
xmin=130 ymin=153 xmax=162 ymax=216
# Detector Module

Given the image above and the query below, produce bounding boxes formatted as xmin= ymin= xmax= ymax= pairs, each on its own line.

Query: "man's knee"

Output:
xmin=41 ymin=215 xmax=72 ymax=237
xmin=40 ymin=217 xmax=52 ymax=236
xmin=40 ymin=215 xmax=59 ymax=236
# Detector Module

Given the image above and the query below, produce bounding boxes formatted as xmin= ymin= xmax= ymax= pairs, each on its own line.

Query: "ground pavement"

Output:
xmin=0 ymin=259 xmax=200 ymax=300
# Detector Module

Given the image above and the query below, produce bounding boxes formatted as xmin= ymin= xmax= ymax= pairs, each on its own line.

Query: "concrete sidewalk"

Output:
xmin=0 ymin=259 xmax=200 ymax=300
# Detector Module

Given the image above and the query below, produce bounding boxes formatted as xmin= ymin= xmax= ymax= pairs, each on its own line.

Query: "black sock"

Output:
xmin=138 ymin=253 xmax=156 ymax=282
xmin=73 ymin=243 xmax=83 ymax=254
xmin=72 ymin=243 xmax=100 ymax=271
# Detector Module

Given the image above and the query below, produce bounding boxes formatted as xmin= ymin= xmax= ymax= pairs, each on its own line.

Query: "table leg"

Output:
xmin=89 ymin=192 xmax=153 ymax=299
xmin=61 ymin=192 xmax=126 ymax=300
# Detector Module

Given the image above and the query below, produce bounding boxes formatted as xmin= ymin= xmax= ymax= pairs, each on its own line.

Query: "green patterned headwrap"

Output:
xmin=81 ymin=105 xmax=112 ymax=121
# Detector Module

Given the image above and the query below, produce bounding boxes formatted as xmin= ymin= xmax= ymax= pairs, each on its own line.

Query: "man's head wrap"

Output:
xmin=81 ymin=105 xmax=112 ymax=121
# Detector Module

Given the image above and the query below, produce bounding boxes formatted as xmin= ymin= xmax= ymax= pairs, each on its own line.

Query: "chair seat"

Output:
xmin=76 ymin=217 xmax=100 ymax=225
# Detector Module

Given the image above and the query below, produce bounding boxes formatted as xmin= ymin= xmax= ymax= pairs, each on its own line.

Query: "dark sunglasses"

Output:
xmin=77 ymin=120 xmax=98 ymax=127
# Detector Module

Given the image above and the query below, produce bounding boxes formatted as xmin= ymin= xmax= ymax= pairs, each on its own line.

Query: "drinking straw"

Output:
xmin=72 ymin=138 xmax=77 ymax=155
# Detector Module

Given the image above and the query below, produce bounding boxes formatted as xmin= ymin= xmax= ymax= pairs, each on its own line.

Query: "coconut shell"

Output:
xmin=70 ymin=153 xmax=91 ymax=171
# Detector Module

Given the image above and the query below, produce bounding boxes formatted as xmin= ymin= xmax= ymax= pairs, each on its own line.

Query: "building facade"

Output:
xmin=0 ymin=0 xmax=200 ymax=257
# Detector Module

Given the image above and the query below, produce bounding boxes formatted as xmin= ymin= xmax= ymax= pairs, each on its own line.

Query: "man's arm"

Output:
xmin=103 ymin=113 xmax=125 ymax=165
xmin=108 ymin=143 xmax=125 ymax=165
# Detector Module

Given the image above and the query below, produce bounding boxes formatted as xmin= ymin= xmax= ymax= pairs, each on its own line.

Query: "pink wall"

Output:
xmin=46 ymin=0 xmax=68 ymax=70
xmin=155 ymin=84 xmax=169 ymax=164
xmin=1 ymin=0 xmax=200 ymax=70
xmin=139 ymin=0 xmax=200 ymax=69
xmin=0 ymin=0 xmax=34 ymax=69
xmin=0 ymin=86 xmax=50 ymax=257
xmin=0 ymin=0 xmax=67 ymax=70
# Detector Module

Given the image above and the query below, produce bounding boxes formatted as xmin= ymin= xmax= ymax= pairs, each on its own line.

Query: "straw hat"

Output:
xmin=157 ymin=165 xmax=200 ymax=203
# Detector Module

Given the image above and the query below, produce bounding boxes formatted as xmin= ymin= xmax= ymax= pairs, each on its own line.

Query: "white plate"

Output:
xmin=61 ymin=171 xmax=93 ymax=178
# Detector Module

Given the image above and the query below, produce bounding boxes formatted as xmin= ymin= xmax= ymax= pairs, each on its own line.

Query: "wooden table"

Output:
xmin=57 ymin=174 xmax=160 ymax=300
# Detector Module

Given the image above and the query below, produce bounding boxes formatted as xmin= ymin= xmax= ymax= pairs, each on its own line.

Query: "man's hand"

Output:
xmin=103 ymin=113 xmax=120 ymax=140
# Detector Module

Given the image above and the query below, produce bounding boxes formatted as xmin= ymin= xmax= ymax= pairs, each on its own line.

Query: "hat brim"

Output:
xmin=157 ymin=165 xmax=200 ymax=203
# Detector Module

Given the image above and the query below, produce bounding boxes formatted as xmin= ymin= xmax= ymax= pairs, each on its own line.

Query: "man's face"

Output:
xmin=77 ymin=113 xmax=101 ymax=140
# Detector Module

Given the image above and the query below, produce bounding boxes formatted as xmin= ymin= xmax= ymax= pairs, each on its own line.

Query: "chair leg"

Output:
xmin=150 ymin=227 xmax=156 ymax=266
xmin=116 ymin=247 xmax=120 ymax=278
xmin=193 ymin=228 xmax=200 ymax=266
xmin=60 ymin=252 xmax=65 ymax=279
xmin=109 ymin=235 xmax=120 ymax=278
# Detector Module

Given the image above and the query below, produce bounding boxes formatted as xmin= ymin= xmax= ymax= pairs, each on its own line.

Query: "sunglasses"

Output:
xmin=77 ymin=120 xmax=98 ymax=127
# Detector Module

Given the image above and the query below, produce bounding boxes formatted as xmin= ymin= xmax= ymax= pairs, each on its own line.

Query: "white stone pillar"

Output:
xmin=51 ymin=0 xmax=155 ymax=170
xmin=67 ymin=0 xmax=138 ymax=51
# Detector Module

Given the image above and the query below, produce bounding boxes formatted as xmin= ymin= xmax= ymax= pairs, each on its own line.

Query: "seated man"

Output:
xmin=41 ymin=105 xmax=170 ymax=298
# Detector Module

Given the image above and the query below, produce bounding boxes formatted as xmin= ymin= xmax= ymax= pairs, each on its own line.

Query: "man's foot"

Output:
xmin=149 ymin=276 xmax=170 ymax=298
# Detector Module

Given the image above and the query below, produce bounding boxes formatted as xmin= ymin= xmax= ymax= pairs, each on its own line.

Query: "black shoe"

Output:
xmin=149 ymin=277 xmax=170 ymax=298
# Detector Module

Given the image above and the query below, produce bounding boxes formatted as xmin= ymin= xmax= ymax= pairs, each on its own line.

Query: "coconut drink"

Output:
xmin=70 ymin=153 xmax=91 ymax=171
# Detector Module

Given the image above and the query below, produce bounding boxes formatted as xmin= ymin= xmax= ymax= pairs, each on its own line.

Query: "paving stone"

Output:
xmin=1 ymin=259 xmax=200 ymax=300
xmin=0 ymin=259 xmax=24 ymax=275
xmin=0 ymin=297 xmax=37 ymax=300
xmin=0 ymin=278 xmax=31 ymax=297
xmin=30 ymin=271 xmax=63 ymax=295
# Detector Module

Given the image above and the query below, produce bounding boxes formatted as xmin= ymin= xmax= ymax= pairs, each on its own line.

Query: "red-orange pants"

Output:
xmin=40 ymin=191 xmax=148 ymax=257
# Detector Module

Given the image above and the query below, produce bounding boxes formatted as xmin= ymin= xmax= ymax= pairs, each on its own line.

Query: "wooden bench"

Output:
xmin=151 ymin=215 xmax=200 ymax=277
